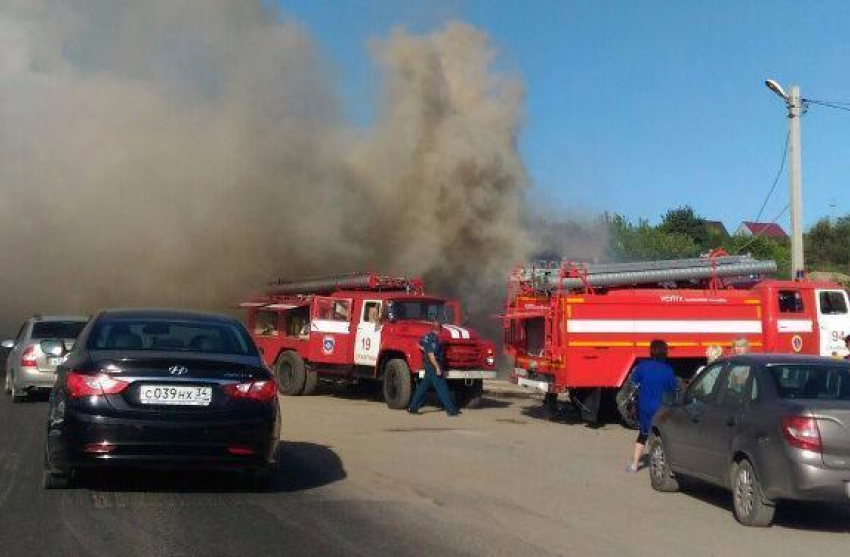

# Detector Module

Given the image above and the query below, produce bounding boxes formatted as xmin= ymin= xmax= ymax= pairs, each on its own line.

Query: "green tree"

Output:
xmin=805 ymin=217 xmax=850 ymax=273
xmin=608 ymin=215 xmax=698 ymax=261
xmin=658 ymin=205 xmax=713 ymax=248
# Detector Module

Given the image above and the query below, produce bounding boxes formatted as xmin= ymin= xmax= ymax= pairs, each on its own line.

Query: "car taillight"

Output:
xmin=66 ymin=372 xmax=129 ymax=398
xmin=21 ymin=346 xmax=37 ymax=367
xmin=781 ymin=416 xmax=822 ymax=452
xmin=223 ymin=380 xmax=277 ymax=402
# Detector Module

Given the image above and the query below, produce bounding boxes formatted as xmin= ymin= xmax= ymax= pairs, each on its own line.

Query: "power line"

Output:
xmin=804 ymin=97 xmax=850 ymax=106
xmin=753 ymin=130 xmax=789 ymax=224
xmin=736 ymin=203 xmax=790 ymax=254
xmin=804 ymin=99 xmax=850 ymax=113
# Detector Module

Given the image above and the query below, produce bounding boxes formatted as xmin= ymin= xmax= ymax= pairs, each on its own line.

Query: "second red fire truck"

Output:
xmin=241 ymin=273 xmax=497 ymax=410
xmin=503 ymin=254 xmax=850 ymax=424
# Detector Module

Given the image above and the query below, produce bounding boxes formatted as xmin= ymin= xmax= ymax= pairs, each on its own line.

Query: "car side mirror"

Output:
xmin=1 ymin=340 xmax=13 ymax=349
xmin=40 ymin=339 xmax=66 ymax=357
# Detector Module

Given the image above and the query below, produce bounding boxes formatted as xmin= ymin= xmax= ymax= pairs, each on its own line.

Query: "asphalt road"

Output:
xmin=1 ymin=380 xmax=850 ymax=557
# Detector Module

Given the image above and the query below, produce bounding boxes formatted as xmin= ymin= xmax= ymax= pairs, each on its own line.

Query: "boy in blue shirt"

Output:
xmin=627 ymin=339 xmax=677 ymax=472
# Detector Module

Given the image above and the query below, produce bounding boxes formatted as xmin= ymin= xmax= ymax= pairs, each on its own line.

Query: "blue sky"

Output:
xmin=277 ymin=0 xmax=850 ymax=230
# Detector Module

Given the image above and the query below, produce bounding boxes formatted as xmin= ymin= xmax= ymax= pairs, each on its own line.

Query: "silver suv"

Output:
xmin=3 ymin=315 xmax=88 ymax=402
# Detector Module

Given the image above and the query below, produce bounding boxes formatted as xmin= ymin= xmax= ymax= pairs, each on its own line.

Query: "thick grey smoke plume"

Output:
xmin=0 ymin=1 xmax=529 ymax=333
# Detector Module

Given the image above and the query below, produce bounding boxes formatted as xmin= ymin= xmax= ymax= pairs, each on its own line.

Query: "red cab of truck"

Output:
xmin=241 ymin=273 xmax=497 ymax=410
xmin=503 ymin=254 xmax=850 ymax=424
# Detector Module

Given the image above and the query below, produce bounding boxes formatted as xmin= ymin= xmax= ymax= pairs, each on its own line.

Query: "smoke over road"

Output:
xmin=0 ymin=1 xmax=531 ymax=333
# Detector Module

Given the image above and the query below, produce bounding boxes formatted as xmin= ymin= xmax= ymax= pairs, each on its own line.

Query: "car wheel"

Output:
xmin=648 ymin=434 xmax=679 ymax=492
xmin=42 ymin=469 xmax=73 ymax=490
xmin=382 ymin=359 xmax=412 ymax=410
xmin=731 ymin=459 xmax=776 ymax=527
xmin=275 ymin=352 xmax=306 ymax=396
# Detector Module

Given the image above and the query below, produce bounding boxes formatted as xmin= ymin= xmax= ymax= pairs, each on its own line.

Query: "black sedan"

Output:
xmin=43 ymin=309 xmax=279 ymax=489
xmin=649 ymin=354 xmax=850 ymax=527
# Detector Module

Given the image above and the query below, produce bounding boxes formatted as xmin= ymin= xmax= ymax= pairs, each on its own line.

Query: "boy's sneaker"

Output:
xmin=625 ymin=463 xmax=638 ymax=473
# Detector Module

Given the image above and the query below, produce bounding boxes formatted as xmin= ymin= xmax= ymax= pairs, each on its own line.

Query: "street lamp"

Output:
xmin=764 ymin=79 xmax=787 ymax=100
xmin=764 ymin=78 xmax=804 ymax=279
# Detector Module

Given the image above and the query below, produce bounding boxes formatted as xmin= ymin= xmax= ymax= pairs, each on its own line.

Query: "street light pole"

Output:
xmin=765 ymin=79 xmax=804 ymax=279
xmin=787 ymin=85 xmax=804 ymax=279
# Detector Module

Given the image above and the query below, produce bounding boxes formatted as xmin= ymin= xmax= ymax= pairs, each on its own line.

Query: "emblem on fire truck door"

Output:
xmin=791 ymin=335 xmax=803 ymax=353
xmin=322 ymin=335 xmax=335 ymax=355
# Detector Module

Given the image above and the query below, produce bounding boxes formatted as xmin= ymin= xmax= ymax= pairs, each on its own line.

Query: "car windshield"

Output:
xmin=387 ymin=300 xmax=454 ymax=323
xmin=31 ymin=321 xmax=87 ymax=340
xmin=767 ymin=363 xmax=850 ymax=401
xmin=88 ymin=318 xmax=257 ymax=356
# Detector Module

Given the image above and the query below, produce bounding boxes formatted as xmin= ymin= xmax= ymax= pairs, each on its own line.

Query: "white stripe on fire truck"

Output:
xmin=447 ymin=325 xmax=470 ymax=339
xmin=566 ymin=320 xmax=763 ymax=334
xmin=311 ymin=320 xmax=350 ymax=334
xmin=776 ymin=319 xmax=813 ymax=333
xmin=442 ymin=325 xmax=460 ymax=339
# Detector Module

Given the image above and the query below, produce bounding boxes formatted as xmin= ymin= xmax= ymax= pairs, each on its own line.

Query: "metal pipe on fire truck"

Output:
xmin=765 ymin=79 xmax=804 ymax=279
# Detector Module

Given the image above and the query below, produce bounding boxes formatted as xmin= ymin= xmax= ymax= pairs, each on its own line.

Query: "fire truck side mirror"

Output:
xmin=384 ymin=303 xmax=396 ymax=323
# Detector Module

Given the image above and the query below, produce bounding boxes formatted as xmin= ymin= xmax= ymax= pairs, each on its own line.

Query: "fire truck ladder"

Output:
xmin=267 ymin=273 xmax=423 ymax=296
xmin=522 ymin=254 xmax=777 ymax=292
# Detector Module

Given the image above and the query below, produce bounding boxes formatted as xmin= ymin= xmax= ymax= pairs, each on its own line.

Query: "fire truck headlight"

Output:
xmin=486 ymin=356 xmax=495 ymax=366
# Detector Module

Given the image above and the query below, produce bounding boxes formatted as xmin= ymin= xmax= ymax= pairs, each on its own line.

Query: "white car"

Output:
xmin=3 ymin=315 xmax=88 ymax=402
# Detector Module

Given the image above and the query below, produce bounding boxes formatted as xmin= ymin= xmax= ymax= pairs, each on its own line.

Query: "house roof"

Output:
xmin=741 ymin=221 xmax=788 ymax=239
xmin=704 ymin=220 xmax=729 ymax=236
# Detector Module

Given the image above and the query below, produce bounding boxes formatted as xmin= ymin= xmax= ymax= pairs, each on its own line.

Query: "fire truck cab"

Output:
xmin=504 ymin=255 xmax=850 ymax=424
xmin=241 ymin=273 xmax=497 ymax=410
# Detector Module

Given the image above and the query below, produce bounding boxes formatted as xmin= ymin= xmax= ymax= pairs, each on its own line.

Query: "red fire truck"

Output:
xmin=503 ymin=254 xmax=850 ymax=424
xmin=240 ymin=273 xmax=497 ymax=410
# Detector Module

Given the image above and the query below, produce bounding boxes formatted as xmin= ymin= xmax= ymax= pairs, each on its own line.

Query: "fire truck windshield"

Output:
xmin=387 ymin=300 xmax=454 ymax=323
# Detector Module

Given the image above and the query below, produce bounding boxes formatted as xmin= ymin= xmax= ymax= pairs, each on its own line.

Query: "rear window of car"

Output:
xmin=768 ymin=364 xmax=850 ymax=401
xmin=88 ymin=318 xmax=257 ymax=356
xmin=31 ymin=321 xmax=87 ymax=340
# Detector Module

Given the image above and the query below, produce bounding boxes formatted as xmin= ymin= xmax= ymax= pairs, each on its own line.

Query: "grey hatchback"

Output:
xmin=3 ymin=316 xmax=89 ymax=402
xmin=649 ymin=354 xmax=850 ymax=527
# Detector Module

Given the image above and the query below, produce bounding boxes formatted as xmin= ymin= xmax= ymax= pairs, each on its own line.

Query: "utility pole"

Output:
xmin=788 ymin=85 xmax=804 ymax=279
xmin=765 ymin=79 xmax=804 ymax=279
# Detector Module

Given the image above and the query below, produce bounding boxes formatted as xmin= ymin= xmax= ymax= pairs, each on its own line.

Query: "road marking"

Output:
xmin=0 ymin=452 xmax=20 ymax=508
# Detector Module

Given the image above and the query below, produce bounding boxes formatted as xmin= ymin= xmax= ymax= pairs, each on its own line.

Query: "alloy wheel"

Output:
xmin=650 ymin=442 xmax=667 ymax=483
xmin=734 ymin=466 xmax=754 ymax=517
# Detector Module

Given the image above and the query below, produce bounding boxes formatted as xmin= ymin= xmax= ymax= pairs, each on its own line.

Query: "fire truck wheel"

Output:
xmin=276 ymin=352 xmax=307 ymax=395
xmin=302 ymin=369 xmax=319 ymax=396
xmin=455 ymin=380 xmax=484 ymax=409
xmin=382 ymin=359 xmax=412 ymax=409
xmin=616 ymin=381 xmax=640 ymax=430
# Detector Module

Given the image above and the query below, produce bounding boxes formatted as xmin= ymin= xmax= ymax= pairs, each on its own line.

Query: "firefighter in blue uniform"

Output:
xmin=408 ymin=319 xmax=459 ymax=416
